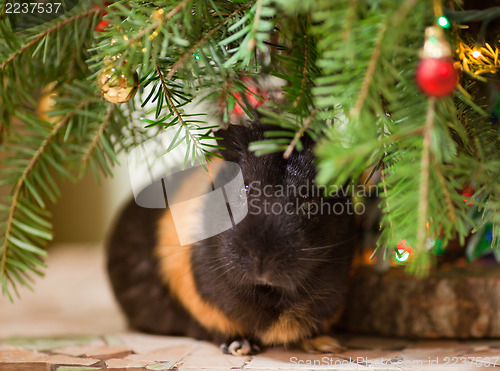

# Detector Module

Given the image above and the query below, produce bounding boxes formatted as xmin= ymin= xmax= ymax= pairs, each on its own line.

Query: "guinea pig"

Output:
xmin=107 ymin=121 xmax=355 ymax=355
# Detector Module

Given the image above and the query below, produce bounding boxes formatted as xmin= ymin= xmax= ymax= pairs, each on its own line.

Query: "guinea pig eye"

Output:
xmin=239 ymin=183 xmax=249 ymax=201
xmin=300 ymin=198 xmax=317 ymax=214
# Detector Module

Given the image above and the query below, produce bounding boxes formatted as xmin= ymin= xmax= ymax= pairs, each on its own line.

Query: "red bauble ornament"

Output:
xmin=95 ymin=20 xmax=109 ymax=32
xmin=462 ymin=185 xmax=475 ymax=206
xmin=416 ymin=57 xmax=458 ymax=97
xmin=232 ymin=86 xmax=267 ymax=116
xmin=416 ymin=26 xmax=458 ymax=98
xmin=94 ymin=2 xmax=110 ymax=32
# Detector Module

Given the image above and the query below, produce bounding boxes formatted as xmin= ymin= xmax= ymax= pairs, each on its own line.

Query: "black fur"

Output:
xmin=107 ymin=197 xmax=211 ymax=339
xmin=192 ymin=123 xmax=354 ymax=338
xmin=107 ymin=122 xmax=354 ymax=346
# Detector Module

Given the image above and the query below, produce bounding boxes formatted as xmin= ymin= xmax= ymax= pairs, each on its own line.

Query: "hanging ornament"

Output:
xmin=94 ymin=3 xmax=110 ymax=33
xmin=97 ymin=65 xmax=139 ymax=103
xmin=37 ymin=82 xmax=60 ymax=123
xmin=103 ymin=39 xmax=122 ymax=65
xmin=416 ymin=26 xmax=458 ymax=97
xmin=151 ymin=8 xmax=165 ymax=21
xmin=95 ymin=20 xmax=109 ymax=32
xmin=465 ymin=223 xmax=498 ymax=263
xmin=148 ymin=8 xmax=165 ymax=41
xmin=230 ymin=76 xmax=269 ymax=118
xmin=462 ymin=185 xmax=475 ymax=205
xmin=428 ymin=237 xmax=444 ymax=255
xmin=232 ymin=86 xmax=268 ymax=116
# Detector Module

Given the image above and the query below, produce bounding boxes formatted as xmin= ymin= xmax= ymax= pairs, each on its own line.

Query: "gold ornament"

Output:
xmin=149 ymin=9 xmax=164 ymax=41
xmin=98 ymin=66 xmax=139 ymax=103
xmin=151 ymin=8 xmax=165 ymax=21
xmin=37 ymin=82 xmax=60 ymax=123
xmin=103 ymin=39 xmax=122 ymax=65
xmin=419 ymin=26 xmax=452 ymax=59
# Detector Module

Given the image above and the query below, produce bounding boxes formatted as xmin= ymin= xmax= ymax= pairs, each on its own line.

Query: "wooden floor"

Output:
xmin=1 ymin=245 xmax=499 ymax=370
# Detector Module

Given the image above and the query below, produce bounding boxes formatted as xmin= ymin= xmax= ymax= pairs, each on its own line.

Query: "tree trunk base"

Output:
xmin=344 ymin=267 xmax=500 ymax=338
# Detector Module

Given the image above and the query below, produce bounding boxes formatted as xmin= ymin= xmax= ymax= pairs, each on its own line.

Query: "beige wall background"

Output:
xmin=1 ymin=147 xmax=131 ymax=246
xmin=48 ymin=154 xmax=132 ymax=244
xmin=2 ymin=84 xmax=217 ymax=246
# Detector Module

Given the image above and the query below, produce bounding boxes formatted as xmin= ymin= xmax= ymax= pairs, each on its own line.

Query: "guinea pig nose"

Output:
xmin=255 ymin=271 xmax=273 ymax=286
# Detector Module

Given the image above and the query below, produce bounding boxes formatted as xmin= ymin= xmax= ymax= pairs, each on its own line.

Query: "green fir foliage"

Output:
xmin=0 ymin=0 xmax=499 ymax=298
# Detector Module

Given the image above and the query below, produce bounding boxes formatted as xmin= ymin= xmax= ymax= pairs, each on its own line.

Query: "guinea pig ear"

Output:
xmin=216 ymin=123 xmax=264 ymax=162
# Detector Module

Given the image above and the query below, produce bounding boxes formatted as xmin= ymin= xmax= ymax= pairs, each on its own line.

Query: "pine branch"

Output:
xmin=0 ymin=7 xmax=99 ymax=71
xmin=291 ymin=32 xmax=311 ymax=110
xmin=222 ymin=0 xmax=276 ymax=67
xmin=155 ymin=64 xmax=218 ymax=165
xmin=1 ymin=101 xmax=90 ymax=287
xmin=283 ymin=108 xmax=317 ymax=159
xmin=157 ymin=65 xmax=198 ymax=147
xmin=1 ymin=0 xmax=499 ymax=296
xmin=248 ymin=0 xmax=264 ymax=51
xmin=392 ymin=0 xmax=419 ymax=27
xmin=125 ymin=0 xmax=191 ymax=52
xmin=350 ymin=23 xmax=387 ymax=118
xmin=434 ymin=161 xmax=457 ymax=225
xmin=165 ymin=3 xmax=248 ymax=81
xmin=342 ymin=0 xmax=358 ymax=42
xmin=0 ymin=0 xmax=12 ymax=22
xmin=80 ymin=104 xmax=117 ymax=171
xmin=413 ymin=98 xmax=436 ymax=275
xmin=379 ymin=166 xmax=394 ymax=249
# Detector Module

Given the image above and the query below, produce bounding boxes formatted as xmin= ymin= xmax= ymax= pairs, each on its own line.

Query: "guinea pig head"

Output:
xmin=198 ymin=123 xmax=354 ymax=298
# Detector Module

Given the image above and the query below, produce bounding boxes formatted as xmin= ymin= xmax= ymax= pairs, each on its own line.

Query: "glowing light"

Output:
xmin=394 ymin=239 xmax=412 ymax=263
xmin=395 ymin=248 xmax=410 ymax=263
xmin=437 ymin=16 xmax=450 ymax=29
xmin=472 ymin=50 xmax=481 ymax=58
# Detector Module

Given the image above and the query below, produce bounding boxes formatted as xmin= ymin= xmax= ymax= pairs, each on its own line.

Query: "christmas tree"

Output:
xmin=1 ymin=0 xmax=500 ymax=300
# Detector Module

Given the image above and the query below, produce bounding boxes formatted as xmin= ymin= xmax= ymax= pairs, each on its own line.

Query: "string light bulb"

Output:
xmin=437 ymin=16 xmax=450 ymax=29
xmin=394 ymin=239 xmax=412 ymax=263
xmin=472 ymin=50 xmax=481 ymax=58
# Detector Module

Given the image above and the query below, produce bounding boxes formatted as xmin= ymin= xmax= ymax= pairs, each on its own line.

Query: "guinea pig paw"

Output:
xmin=220 ymin=338 xmax=261 ymax=356
xmin=299 ymin=335 xmax=345 ymax=354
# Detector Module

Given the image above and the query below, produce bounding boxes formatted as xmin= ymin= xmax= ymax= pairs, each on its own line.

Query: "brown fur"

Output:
xmin=155 ymin=208 xmax=244 ymax=337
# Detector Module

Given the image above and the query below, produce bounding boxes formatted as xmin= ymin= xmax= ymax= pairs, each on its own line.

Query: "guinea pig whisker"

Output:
xmin=241 ymin=272 xmax=250 ymax=286
xmin=300 ymin=244 xmax=339 ymax=251
xmin=297 ymin=257 xmax=334 ymax=263
xmin=277 ymin=283 xmax=286 ymax=305
xmin=301 ymin=279 xmax=320 ymax=317
xmin=212 ymin=265 xmax=236 ymax=282
xmin=300 ymin=235 xmax=359 ymax=251
xmin=299 ymin=277 xmax=344 ymax=309
xmin=205 ymin=259 xmax=230 ymax=273
xmin=200 ymin=243 xmax=220 ymax=248
xmin=160 ymin=246 xmax=194 ymax=258
xmin=212 ymin=262 xmax=231 ymax=272
xmin=220 ymin=265 xmax=236 ymax=278
xmin=167 ymin=266 xmax=194 ymax=287
xmin=325 ymin=255 xmax=355 ymax=265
